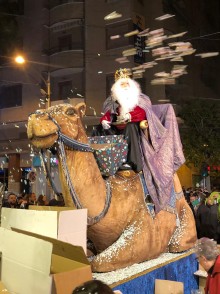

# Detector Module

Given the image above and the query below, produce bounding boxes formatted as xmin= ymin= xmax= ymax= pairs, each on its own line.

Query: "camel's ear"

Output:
xmin=75 ymin=102 xmax=86 ymax=118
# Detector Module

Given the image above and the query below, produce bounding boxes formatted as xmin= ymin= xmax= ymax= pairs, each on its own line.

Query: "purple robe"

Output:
xmin=139 ymin=95 xmax=185 ymax=213
xmin=103 ymin=94 xmax=185 ymax=213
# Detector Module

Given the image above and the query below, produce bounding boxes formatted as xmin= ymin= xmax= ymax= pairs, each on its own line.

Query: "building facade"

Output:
xmin=0 ymin=0 xmax=219 ymax=194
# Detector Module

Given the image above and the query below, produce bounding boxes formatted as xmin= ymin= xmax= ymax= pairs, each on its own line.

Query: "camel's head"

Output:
xmin=27 ymin=102 xmax=86 ymax=149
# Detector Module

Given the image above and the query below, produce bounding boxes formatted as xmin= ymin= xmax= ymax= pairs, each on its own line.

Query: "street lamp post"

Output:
xmin=14 ymin=54 xmax=53 ymax=197
xmin=46 ymin=71 xmax=51 ymax=108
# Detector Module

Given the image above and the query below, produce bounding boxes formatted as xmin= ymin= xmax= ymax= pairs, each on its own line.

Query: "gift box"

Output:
xmin=1 ymin=207 xmax=87 ymax=253
xmin=89 ymin=135 xmax=128 ymax=176
xmin=0 ymin=227 xmax=92 ymax=294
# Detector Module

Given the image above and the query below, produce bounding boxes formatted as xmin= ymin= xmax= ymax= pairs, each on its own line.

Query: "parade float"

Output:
xmin=27 ymin=102 xmax=197 ymax=275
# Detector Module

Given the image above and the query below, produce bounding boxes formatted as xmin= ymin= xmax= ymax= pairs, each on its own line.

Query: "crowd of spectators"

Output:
xmin=1 ymin=186 xmax=220 ymax=245
xmin=183 ymin=186 xmax=220 ymax=244
xmin=1 ymin=192 xmax=65 ymax=209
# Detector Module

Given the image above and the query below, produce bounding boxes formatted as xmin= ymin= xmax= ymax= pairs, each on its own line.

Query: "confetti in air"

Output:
xmin=104 ymin=11 xmax=122 ymax=20
xmin=137 ymin=28 xmax=150 ymax=37
xmin=110 ymin=35 xmax=121 ymax=40
xmin=155 ymin=14 xmax=175 ymax=21
xmin=167 ymin=31 xmax=188 ymax=39
xmin=89 ymin=107 xmax=97 ymax=116
xmin=122 ymin=48 xmax=137 ymax=57
xmin=124 ymin=30 xmax=139 ymax=37
xmin=195 ymin=52 xmax=219 ymax=58
xmin=115 ymin=57 xmax=129 ymax=64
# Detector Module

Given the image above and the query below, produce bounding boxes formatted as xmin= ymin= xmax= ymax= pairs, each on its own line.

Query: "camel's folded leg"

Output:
xmin=169 ymin=173 xmax=197 ymax=252
xmin=91 ymin=211 xmax=176 ymax=272
xmin=91 ymin=221 xmax=147 ymax=272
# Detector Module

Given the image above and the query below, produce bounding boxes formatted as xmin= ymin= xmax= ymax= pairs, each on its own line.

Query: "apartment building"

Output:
xmin=0 ymin=0 xmax=219 ymax=193
xmin=0 ymin=0 xmax=152 ymax=193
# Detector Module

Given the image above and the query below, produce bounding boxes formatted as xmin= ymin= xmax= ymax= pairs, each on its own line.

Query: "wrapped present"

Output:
xmin=88 ymin=135 xmax=128 ymax=176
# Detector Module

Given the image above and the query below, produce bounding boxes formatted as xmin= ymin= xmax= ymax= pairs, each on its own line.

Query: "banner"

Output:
xmin=133 ymin=13 xmax=145 ymax=64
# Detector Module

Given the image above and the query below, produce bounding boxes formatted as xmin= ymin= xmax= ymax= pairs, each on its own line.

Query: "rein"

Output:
xmin=39 ymin=112 xmax=112 ymax=226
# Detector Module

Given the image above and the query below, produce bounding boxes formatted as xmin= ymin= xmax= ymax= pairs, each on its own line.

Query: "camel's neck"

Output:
xmin=58 ymin=133 xmax=107 ymax=215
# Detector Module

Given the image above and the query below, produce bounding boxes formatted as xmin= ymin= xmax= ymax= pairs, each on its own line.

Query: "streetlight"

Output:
xmin=14 ymin=55 xmax=25 ymax=65
xmin=14 ymin=55 xmax=51 ymax=108
xmin=13 ymin=54 xmax=53 ymax=197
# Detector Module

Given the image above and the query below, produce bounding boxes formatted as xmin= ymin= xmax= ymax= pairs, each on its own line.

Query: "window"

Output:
xmin=0 ymin=84 xmax=22 ymax=109
xmin=58 ymin=80 xmax=72 ymax=99
xmin=106 ymin=20 xmax=133 ymax=50
xmin=58 ymin=34 xmax=72 ymax=52
xmin=8 ymin=0 xmax=24 ymax=15
xmin=51 ymin=70 xmax=84 ymax=101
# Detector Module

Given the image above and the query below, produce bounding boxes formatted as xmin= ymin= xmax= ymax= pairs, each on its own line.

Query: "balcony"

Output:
xmin=49 ymin=50 xmax=84 ymax=70
xmin=48 ymin=0 xmax=84 ymax=10
xmin=49 ymin=2 xmax=84 ymax=25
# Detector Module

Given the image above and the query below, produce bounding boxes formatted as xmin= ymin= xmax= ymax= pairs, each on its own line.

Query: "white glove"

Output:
xmin=117 ymin=113 xmax=131 ymax=122
xmin=102 ymin=120 xmax=111 ymax=129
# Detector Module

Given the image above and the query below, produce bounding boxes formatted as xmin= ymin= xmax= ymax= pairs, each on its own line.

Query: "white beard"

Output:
xmin=111 ymin=78 xmax=140 ymax=116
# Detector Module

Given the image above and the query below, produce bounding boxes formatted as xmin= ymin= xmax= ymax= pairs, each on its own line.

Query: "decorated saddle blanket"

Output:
xmin=88 ymin=135 xmax=128 ymax=176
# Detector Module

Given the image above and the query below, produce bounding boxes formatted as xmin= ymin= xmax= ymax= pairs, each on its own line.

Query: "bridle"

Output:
xmin=30 ymin=110 xmax=112 ymax=226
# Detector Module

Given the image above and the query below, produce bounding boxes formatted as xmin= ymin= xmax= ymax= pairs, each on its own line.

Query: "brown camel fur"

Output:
xmin=27 ymin=103 xmax=197 ymax=272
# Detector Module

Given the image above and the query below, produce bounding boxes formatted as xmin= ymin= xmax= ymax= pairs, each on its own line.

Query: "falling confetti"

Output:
xmin=124 ymin=29 xmax=139 ymax=37
xmin=137 ymin=28 xmax=150 ymax=37
xmin=155 ymin=14 xmax=175 ymax=21
xmin=151 ymin=78 xmax=175 ymax=85
xmin=167 ymin=31 xmax=188 ymax=39
xmin=154 ymin=72 xmax=171 ymax=78
xmin=122 ymin=48 xmax=137 ymax=56
xmin=110 ymin=34 xmax=121 ymax=40
xmin=142 ymin=61 xmax=158 ymax=69
xmin=195 ymin=52 xmax=219 ymax=58
xmin=115 ymin=57 xmax=129 ymax=64
xmin=104 ymin=11 xmax=122 ymax=20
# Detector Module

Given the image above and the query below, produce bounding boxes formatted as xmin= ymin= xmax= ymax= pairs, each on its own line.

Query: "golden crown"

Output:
xmin=114 ymin=68 xmax=131 ymax=81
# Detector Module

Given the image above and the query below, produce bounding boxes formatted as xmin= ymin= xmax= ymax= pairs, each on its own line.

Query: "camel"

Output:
xmin=27 ymin=102 xmax=197 ymax=272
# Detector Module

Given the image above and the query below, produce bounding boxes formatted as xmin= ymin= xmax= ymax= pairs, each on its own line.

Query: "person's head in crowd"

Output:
xmin=193 ymin=192 xmax=198 ymax=198
xmin=205 ymin=191 xmax=210 ymax=197
xmin=17 ymin=196 xmax=24 ymax=205
xmin=57 ymin=193 xmax=65 ymax=206
xmin=37 ymin=194 xmax=47 ymax=206
xmin=72 ymin=280 xmax=122 ymax=294
xmin=189 ymin=192 xmax=196 ymax=203
xmin=28 ymin=192 xmax=37 ymax=204
xmin=199 ymin=192 xmax=209 ymax=204
xmin=205 ymin=191 xmax=220 ymax=206
xmin=195 ymin=238 xmax=220 ymax=271
xmin=7 ymin=193 xmax=17 ymax=206
xmin=48 ymin=198 xmax=59 ymax=206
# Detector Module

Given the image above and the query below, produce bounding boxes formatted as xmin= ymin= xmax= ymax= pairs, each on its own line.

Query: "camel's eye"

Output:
xmin=66 ymin=108 xmax=76 ymax=116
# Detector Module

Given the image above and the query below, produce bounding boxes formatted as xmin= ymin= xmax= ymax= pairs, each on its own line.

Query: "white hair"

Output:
xmin=195 ymin=238 xmax=220 ymax=260
xmin=111 ymin=78 xmax=141 ymax=116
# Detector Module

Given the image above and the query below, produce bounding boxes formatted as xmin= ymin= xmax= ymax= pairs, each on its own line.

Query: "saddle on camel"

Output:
xmin=27 ymin=70 xmax=197 ymax=273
